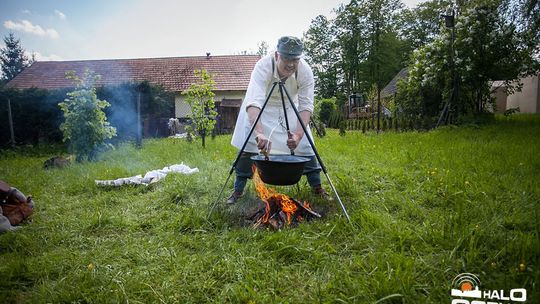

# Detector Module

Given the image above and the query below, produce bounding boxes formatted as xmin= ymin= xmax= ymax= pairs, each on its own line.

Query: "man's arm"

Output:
xmin=288 ymin=60 xmax=315 ymax=150
xmin=287 ymin=110 xmax=311 ymax=150
xmin=247 ymin=106 xmax=270 ymax=151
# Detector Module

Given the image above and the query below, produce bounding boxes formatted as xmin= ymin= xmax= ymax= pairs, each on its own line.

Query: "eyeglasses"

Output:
xmin=277 ymin=53 xmax=300 ymax=63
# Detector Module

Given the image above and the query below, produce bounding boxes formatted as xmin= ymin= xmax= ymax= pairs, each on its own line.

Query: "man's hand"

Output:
xmin=255 ymin=133 xmax=272 ymax=154
xmin=286 ymin=132 xmax=302 ymax=150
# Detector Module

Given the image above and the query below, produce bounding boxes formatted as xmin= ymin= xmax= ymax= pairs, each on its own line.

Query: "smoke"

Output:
xmin=100 ymin=83 xmax=138 ymax=141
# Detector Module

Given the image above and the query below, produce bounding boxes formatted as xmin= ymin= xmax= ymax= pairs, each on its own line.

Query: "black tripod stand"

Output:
xmin=209 ymin=81 xmax=351 ymax=223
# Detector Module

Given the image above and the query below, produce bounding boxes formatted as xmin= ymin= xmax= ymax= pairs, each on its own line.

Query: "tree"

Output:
xmin=455 ymin=1 xmax=538 ymax=113
xmin=396 ymin=0 xmax=540 ymax=126
xmin=503 ymin=0 xmax=540 ymax=60
xmin=0 ymin=33 xmax=33 ymax=82
xmin=303 ymin=15 xmax=340 ymax=98
xmin=398 ymin=0 xmax=454 ymax=51
xmin=357 ymin=0 xmax=404 ymax=91
xmin=182 ymin=69 xmax=217 ymax=148
xmin=334 ymin=0 xmax=364 ymax=95
xmin=257 ymin=41 xmax=269 ymax=56
xmin=59 ymin=69 xmax=116 ymax=161
xmin=324 ymin=0 xmax=406 ymax=98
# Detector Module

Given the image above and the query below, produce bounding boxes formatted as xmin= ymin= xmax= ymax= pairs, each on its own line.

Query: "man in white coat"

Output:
xmin=228 ymin=36 xmax=331 ymax=204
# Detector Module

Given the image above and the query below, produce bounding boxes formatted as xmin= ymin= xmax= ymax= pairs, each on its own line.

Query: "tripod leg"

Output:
xmin=280 ymin=83 xmax=352 ymax=223
xmin=208 ymin=171 xmax=233 ymax=218
xmin=323 ymin=172 xmax=351 ymax=222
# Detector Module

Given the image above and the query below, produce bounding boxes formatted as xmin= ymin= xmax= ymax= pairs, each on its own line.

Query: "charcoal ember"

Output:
xmin=266 ymin=198 xmax=281 ymax=214
xmin=278 ymin=211 xmax=287 ymax=224
xmin=247 ymin=200 xmax=267 ymax=221
xmin=293 ymin=199 xmax=321 ymax=218
xmin=248 ymin=196 xmax=321 ymax=229
xmin=267 ymin=216 xmax=283 ymax=230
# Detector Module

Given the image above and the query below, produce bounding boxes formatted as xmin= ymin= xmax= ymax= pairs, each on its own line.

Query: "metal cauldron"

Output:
xmin=251 ymin=155 xmax=310 ymax=186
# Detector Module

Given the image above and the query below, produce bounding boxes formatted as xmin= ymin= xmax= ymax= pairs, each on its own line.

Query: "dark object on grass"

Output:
xmin=0 ymin=180 xmax=34 ymax=228
xmin=250 ymin=155 xmax=310 ymax=186
xmin=504 ymin=107 xmax=520 ymax=117
xmin=43 ymin=156 xmax=71 ymax=169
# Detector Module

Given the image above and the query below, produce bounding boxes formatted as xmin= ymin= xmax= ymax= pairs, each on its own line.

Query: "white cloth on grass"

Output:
xmin=95 ymin=163 xmax=199 ymax=187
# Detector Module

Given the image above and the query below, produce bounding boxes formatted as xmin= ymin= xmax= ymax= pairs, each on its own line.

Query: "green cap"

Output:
xmin=277 ymin=36 xmax=303 ymax=59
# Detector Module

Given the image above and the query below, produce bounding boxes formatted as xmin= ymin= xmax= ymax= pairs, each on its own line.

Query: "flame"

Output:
xmin=252 ymin=165 xmax=298 ymax=225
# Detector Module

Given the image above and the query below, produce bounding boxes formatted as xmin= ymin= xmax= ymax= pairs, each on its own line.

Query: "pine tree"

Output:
xmin=0 ymin=33 xmax=33 ymax=82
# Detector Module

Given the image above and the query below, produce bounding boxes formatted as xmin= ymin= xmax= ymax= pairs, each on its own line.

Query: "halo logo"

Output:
xmin=450 ymin=273 xmax=527 ymax=304
xmin=451 ymin=273 xmax=482 ymax=298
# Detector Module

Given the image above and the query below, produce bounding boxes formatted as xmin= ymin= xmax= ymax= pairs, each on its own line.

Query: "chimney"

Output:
xmin=206 ymin=52 xmax=211 ymax=59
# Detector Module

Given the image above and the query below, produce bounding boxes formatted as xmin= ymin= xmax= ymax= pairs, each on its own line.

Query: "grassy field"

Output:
xmin=1 ymin=115 xmax=539 ymax=303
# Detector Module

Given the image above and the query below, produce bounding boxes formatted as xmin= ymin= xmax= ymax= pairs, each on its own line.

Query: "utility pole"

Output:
xmin=375 ymin=21 xmax=381 ymax=134
xmin=136 ymin=90 xmax=142 ymax=148
xmin=437 ymin=8 xmax=456 ymax=127
xmin=7 ymin=98 xmax=15 ymax=147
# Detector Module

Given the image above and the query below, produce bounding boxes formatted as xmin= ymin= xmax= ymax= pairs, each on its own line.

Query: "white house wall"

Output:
xmin=506 ymin=74 xmax=540 ymax=113
xmin=175 ymin=90 xmax=245 ymax=118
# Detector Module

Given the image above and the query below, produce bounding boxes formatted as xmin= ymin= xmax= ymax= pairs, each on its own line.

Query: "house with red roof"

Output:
xmin=6 ymin=53 xmax=260 ymax=133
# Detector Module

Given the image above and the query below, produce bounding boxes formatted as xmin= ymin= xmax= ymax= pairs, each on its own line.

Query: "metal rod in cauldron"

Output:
xmin=278 ymin=81 xmax=294 ymax=155
xmin=208 ymin=82 xmax=279 ymax=218
xmin=279 ymin=83 xmax=352 ymax=223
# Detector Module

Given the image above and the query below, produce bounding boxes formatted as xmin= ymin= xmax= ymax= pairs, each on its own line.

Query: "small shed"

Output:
xmin=216 ymin=98 xmax=243 ymax=134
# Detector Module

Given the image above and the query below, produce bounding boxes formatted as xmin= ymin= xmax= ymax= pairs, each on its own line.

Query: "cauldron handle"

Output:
xmin=278 ymin=81 xmax=295 ymax=155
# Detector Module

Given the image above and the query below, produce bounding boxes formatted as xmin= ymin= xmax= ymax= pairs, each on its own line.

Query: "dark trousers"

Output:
xmin=233 ymin=152 xmax=322 ymax=192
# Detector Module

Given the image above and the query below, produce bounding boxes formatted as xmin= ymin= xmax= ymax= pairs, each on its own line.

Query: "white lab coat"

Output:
xmin=231 ymin=54 xmax=315 ymax=156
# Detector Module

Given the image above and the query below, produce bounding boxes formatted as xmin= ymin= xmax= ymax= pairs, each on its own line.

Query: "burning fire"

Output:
xmin=252 ymin=165 xmax=315 ymax=226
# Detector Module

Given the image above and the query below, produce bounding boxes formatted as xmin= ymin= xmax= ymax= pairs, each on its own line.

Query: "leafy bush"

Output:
xmin=328 ymin=111 xmax=344 ymax=128
xmin=314 ymin=97 xmax=337 ymax=125
xmin=59 ymin=70 xmax=116 ymax=161
xmin=504 ymin=107 xmax=520 ymax=117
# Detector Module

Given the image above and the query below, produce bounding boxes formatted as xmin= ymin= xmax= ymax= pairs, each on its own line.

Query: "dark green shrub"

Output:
xmin=0 ymin=88 xmax=66 ymax=146
xmin=339 ymin=121 xmax=346 ymax=136
xmin=316 ymin=97 xmax=337 ymax=125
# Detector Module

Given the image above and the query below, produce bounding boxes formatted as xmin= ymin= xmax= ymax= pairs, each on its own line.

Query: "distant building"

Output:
xmin=492 ymin=74 xmax=540 ymax=114
xmin=380 ymin=68 xmax=408 ymax=100
xmin=6 ymin=54 xmax=260 ymax=133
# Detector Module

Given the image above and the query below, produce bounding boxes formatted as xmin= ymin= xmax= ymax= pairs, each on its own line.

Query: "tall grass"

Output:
xmin=1 ymin=115 xmax=539 ymax=303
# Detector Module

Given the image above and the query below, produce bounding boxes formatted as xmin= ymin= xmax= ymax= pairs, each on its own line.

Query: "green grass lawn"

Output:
xmin=1 ymin=115 xmax=539 ymax=303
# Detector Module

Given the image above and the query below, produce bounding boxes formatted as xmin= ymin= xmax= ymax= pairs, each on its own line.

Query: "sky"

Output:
xmin=0 ymin=0 xmax=426 ymax=62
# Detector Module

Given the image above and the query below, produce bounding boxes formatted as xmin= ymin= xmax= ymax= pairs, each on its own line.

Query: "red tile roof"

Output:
xmin=6 ymin=55 xmax=261 ymax=92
